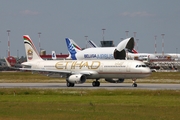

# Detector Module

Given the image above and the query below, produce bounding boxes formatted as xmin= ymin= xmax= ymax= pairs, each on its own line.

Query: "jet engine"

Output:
xmin=114 ymin=37 xmax=135 ymax=60
xmin=67 ymin=74 xmax=86 ymax=84
xmin=105 ymin=78 xmax=124 ymax=83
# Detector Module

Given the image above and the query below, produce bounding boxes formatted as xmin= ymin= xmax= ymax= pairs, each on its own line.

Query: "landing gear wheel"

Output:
xmin=132 ymin=83 xmax=137 ymax=87
xmin=92 ymin=81 xmax=96 ymax=87
xmin=92 ymin=81 xmax=100 ymax=87
xmin=67 ymin=82 xmax=75 ymax=87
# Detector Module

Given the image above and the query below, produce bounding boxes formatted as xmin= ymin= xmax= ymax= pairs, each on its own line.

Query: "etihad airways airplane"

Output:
xmin=66 ymin=38 xmax=158 ymax=62
xmin=66 ymin=37 xmax=135 ymax=60
xmin=20 ymin=35 xmax=151 ymax=87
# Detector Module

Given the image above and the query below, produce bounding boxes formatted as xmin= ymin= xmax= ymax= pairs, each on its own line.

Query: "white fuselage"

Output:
xmin=74 ymin=47 xmax=157 ymax=61
xmin=23 ymin=59 xmax=151 ymax=79
xmin=76 ymin=47 xmax=115 ymax=59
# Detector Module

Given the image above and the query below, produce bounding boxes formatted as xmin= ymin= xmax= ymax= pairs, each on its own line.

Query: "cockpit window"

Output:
xmin=136 ymin=64 xmax=147 ymax=68
xmin=142 ymin=65 xmax=147 ymax=67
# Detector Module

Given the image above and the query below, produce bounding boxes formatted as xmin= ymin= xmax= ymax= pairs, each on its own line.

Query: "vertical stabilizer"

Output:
xmin=65 ymin=38 xmax=81 ymax=60
xmin=23 ymin=35 xmax=43 ymax=62
xmin=4 ymin=57 xmax=11 ymax=67
xmin=52 ymin=51 xmax=57 ymax=60
xmin=88 ymin=40 xmax=98 ymax=48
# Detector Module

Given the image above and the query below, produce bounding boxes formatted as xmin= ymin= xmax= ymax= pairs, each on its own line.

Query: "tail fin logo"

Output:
xmin=27 ymin=49 xmax=33 ymax=60
xmin=66 ymin=39 xmax=75 ymax=53
xmin=23 ymin=35 xmax=42 ymax=61
xmin=66 ymin=38 xmax=77 ymax=59
xmin=128 ymin=49 xmax=138 ymax=54
xmin=132 ymin=49 xmax=138 ymax=54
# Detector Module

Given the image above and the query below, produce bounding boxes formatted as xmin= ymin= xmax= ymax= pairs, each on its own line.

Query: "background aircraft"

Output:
xmin=21 ymin=35 xmax=151 ymax=87
xmin=65 ymin=37 xmax=135 ymax=60
xmin=88 ymin=40 xmax=98 ymax=48
xmin=52 ymin=51 xmax=57 ymax=60
xmin=68 ymin=38 xmax=158 ymax=63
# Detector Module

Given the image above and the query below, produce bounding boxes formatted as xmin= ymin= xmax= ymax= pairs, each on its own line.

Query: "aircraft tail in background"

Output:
xmin=132 ymin=49 xmax=138 ymax=53
xmin=4 ymin=57 xmax=11 ymax=67
xmin=65 ymin=38 xmax=82 ymax=60
xmin=52 ymin=51 xmax=57 ymax=60
xmin=88 ymin=40 xmax=98 ymax=48
xmin=23 ymin=35 xmax=43 ymax=62
xmin=128 ymin=49 xmax=138 ymax=54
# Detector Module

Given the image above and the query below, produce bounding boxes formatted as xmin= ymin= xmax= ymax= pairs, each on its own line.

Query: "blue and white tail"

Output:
xmin=88 ymin=40 xmax=98 ymax=48
xmin=65 ymin=38 xmax=82 ymax=60
xmin=52 ymin=51 xmax=57 ymax=60
xmin=23 ymin=35 xmax=43 ymax=62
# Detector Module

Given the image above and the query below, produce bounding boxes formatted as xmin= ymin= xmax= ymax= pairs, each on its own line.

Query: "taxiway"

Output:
xmin=0 ymin=83 xmax=179 ymax=90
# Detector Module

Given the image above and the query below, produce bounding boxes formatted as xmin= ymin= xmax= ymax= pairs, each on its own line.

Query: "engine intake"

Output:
xmin=67 ymin=74 xmax=86 ymax=84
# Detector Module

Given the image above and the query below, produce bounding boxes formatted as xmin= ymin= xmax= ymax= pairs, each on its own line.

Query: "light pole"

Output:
xmin=176 ymin=48 xmax=178 ymax=55
xmin=0 ymin=40 xmax=1 ymax=59
xmin=154 ymin=35 xmax=157 ymax=54
xmin=161 ymin=34 xmax=165 ymax=56
xmin=136 ymin=39 xmax=139 ymax=52
xmin=134 ymin=32 xmax=136 ymax=38
xmin=102 ymin=28 xmax=106 ymax=41
xmin=7 ymin=30 xmax=11 ymax=57
xmin=85 ymin=36 xmax=88 ymax=48
xmin=38 ymin=32 xmax=41 ymax=53
xmin=125 ymin=31 xmax=129 ymax=38
xmin=17 ymin=49 xmax=19 ymax=59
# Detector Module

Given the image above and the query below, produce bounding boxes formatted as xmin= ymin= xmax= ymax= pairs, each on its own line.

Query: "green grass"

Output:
xmin=1 ymin=71 xmax=180 ymax=83
xmin=0 ymin=71 xmax=65 ymax=83
xmin=0 ymin=88 xmax=180 ymax=120
xmin=0 ymin=72 xmax=180 ymax=119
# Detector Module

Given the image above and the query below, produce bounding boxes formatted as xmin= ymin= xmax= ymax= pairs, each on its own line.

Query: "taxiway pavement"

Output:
xmin=0 ymin=83 xmax=179 ymax=90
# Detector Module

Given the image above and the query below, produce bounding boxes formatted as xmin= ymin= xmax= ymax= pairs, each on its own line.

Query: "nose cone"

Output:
xmin=143 ymin=67 xmax=152 ymax=77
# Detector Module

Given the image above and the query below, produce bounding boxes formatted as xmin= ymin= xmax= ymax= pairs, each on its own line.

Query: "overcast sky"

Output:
xmin=0 ymin=0 xmax=180 ymax=58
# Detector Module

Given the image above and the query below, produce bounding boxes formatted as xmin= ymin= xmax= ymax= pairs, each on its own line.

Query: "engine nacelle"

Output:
xmin=105 ymin=78 xmax=124 ymax=83
xmin=67 ymin=74 xmax=86 ymax=84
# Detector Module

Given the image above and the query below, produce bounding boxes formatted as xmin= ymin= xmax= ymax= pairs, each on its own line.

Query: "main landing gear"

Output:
xmin=92 ymin=79 xmax=100 ymax=87
xmin=132 ymin=79 xmax=137 ymax=87
xmin=66 ymin=82 xmax=74 ymax=87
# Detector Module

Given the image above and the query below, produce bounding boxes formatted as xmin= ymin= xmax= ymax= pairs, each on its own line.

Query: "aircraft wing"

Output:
xmin=19 ymin=68 xmax=96 ymax=76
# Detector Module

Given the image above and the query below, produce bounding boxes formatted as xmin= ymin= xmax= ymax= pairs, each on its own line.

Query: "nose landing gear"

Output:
xmin=132 ymin=79 xmax=137 ymax=87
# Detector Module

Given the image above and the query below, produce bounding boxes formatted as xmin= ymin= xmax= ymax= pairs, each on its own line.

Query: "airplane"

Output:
xmin=4 ymin=57 xmax=22 ymax=69
xmin=67 ymin=38 xmax=158 ymax=62
xmin=87 ymin=39 xmax=140 ymax=55
xmin=66 ymin=37 xmax=135 ymax=60
xmin=20 ymin=35 xmax=151 ymax=87
xmin=4 ymin=57 xmax=11 ymax=67
xmin=88 ymin=40 xmax=98 ymax=48
xmin=52 ymin=51 xmax=57 ymax=60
